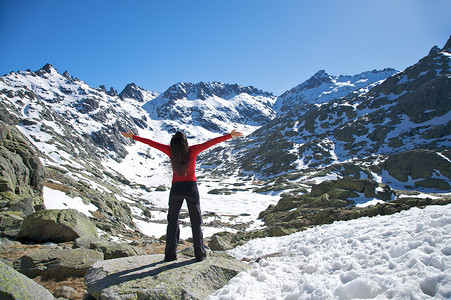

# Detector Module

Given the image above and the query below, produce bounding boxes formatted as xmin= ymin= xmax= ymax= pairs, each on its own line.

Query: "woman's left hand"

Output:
xmin=121 ymin=130 xmax=134 ymax=139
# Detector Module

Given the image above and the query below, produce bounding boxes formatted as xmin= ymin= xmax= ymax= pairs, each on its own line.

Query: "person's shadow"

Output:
xmin=87 ymin=258 xmax=198 ymax=291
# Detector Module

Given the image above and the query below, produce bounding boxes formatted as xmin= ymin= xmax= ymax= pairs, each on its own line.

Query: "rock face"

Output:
xmin=85 ymin=252 xmax=249 ymax=300
xmin=0 ymin=259 xmax=54 ymax=300
xmin=381 ymin=149 xmax=451 ymax=190
xmin=14 ymin=247 xmax=104 ymax=279
xmin=0 ymin=121 xmax=46 ymax=237
xmin=16 ymin=209 xmax=99 ymax=243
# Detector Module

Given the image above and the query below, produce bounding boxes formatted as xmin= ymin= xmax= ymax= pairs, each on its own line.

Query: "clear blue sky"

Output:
xmin=1 ymin=0 xmax=450 ymax=95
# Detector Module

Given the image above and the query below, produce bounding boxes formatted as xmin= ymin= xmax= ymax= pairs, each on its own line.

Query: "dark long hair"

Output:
xmin=170 ymin=131 xmax=190 ymax=176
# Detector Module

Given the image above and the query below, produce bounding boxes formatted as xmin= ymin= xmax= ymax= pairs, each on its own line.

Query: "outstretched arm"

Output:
xmin=191 ymin=129 xmax=244 ymax=156
xmin=121 ymin=130 xmax=170 ymax=156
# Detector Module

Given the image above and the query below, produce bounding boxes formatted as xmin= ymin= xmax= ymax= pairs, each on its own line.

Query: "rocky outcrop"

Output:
xmin=309 ymin=177 xmax=393 ymax=200
xmin=259 ymin=179 xmax=451 ymax=230
xmin=209 ymin=177 xmax=451 ymax=250
xmin=16 ymin=209 xmax=99 ymax=243
xmin=85 ymin=251 xmax=249 ymax=300
xmin=14 ymin=247 xmax=104 ymax=279
xmin=0 ymin=259 xmax=54 ymax=300
xmin=0 ymin=121 xmax=46 ymax=238
xmin=380 ymin=149 xmax=451 ymax=190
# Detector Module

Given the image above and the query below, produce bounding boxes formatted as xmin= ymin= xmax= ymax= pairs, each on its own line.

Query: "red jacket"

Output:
xmin=133 ymin=133 xmax=232 ymax=182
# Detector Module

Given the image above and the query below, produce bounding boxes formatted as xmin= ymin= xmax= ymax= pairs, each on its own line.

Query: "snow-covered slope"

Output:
xmin=0 ymin=64 xmax=149 ymax=163
xmin=209 ymin=203 xmax=451 ymax=300
xmin=273 ymin=68 xmax=399 ymax=113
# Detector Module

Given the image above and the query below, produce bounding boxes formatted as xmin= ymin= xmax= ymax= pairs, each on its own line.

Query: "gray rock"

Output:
xmin=74 ymin=238 xmax=146 ymax=259
xmin=14 ymin=248 xmax=104 ymax=279
xmin=53 ymin=286 xmax=76 ymax=299
xmin=16 ymin=209 xmax=99 ymax=243
xmin=85 ymin=252 xmax=249 ymax=300
xmin=0 ymin=237 xmax=21 ymax=250
xmin=0 ymin=212 xmax=24 ymax=238
xmin=208 ymin=233 xmax=233 ymax=251
xmin=0 ymin=259 xmax=54 ymax=300
xmin=73 ymin=236 xmax=99 ymax=249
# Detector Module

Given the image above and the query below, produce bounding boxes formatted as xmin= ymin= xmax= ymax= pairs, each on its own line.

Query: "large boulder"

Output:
xmin=14 ymin=247 xmax=104 ymax=279
xmin=0 ymin=259 xmax=54 ymax=299
xmin=85 ymin=252 xmax=249 ymax=300
xmin=0 ymin=121 xmax=46 ymax=238
xmin=16 ymin=209 xmax=99 ymax=243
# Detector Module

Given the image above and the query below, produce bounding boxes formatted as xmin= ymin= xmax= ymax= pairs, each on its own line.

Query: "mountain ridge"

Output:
xmin=207 ymin=38 xmax=451 ymax=188
xmin=273 ymin=68 xmax=399 ymax=113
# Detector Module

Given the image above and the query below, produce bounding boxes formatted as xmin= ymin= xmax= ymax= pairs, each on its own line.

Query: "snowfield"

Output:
xmin=209 ymin=204 xmax=451 ymax=300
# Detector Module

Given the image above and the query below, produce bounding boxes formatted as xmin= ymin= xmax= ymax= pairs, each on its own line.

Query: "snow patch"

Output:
xmin=209 ymin=204 xmax=451 ymax=299
xmin=43 ymin=186 xmax=98 ymax=217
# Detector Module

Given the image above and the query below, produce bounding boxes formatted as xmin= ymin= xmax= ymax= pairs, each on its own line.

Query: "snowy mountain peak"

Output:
xmin=62 ymin=70 xmax=72 ymax=80
xmin=310 ymin=69 xmax=334 ymax=85
xmin=442 ymin=35 xmax=451 ymax=52
xmin=34 ymin=63 xmax=59 ymax=77
xmin=143 ymin=81 xmax=276 ymax=133
xmin=41 ymin=63 xmax=56 ymax=74
xmin=97 ymin=85 xmax=118 ymax=97
xmin=429 ymin=45 xmax=441 ymax=56
xmin=119 ymin=83 xmax=158 ymax=102
xmin=162 ymin=81 xmax=273 ymax=101
xmin=274 ymin=68 xmax=399 ymax=114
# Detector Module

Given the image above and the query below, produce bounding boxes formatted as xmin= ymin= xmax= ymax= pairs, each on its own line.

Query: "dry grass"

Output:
xmin=44 ymin=180 xmax=71 ymax=193
xmin=34 ymin=276 xmax=88 ymax=299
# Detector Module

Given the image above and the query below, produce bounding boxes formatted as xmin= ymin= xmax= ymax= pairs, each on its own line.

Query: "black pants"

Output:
xmin=164 ymin=181 xmax=206 ymax=261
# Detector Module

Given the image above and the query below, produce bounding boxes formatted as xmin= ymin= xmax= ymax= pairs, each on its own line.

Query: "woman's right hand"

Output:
xmin=121 ymin=130 xmax=134 ymax=139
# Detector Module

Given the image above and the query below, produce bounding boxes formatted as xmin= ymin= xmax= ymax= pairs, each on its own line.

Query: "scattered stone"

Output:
xmin=16 ymin=209 xmax=99 ymax=243
xmin=53 ymin=285 xmax=76 ymax=299
xmin=14 ymin=248 xmax=104 ymax=279
xmin=0 ymin=259 xmax=54 ymax=300
xmin=208 ymin=232 xmax=234 ymax=251
xmin=85 ymin=252 xmax=249 ymax=300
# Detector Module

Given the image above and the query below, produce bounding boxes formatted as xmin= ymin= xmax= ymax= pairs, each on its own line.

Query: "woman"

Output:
xmin=121 ymin=129 xmax=243 ymax=262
